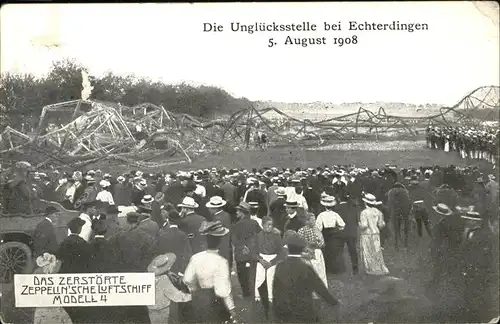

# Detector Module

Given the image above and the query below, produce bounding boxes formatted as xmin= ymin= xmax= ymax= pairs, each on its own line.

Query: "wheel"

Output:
xmin=0 ymin=242 xmax=33 ymax=283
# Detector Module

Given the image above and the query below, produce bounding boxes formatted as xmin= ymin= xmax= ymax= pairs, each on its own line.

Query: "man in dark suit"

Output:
xmin=176 ymin=196 xmax=207 ymax=254
xmin=283 ymin=201 xmax=306 ymax=233
xmin=57 ymin=217 xmax=92 ymax=324
xmin=89 ymin=219 xmax=117 ymax=273
xmin=56 ymin=217 xmax=91 ymax=274
xmin=334 ymin=190 xmax=359 ymax=275
xmin=206 ymin=196 xmax=233 ymax=269
xmin=269 ymin=187 xmax=288 ymax=235
xmin=33 ymin=206 xmax=60 ymax=259
xmin=155 ymin=210 xmax=192 ymax=274
xmin=111 ymin=212 xmax=157 ymax=273
xmin=155 ymin=210 xmax=193 ymax=323
xmin=232 ymin=201 xmax=261 ymax=298
xmin=273 ymin=232 xmax=340 ymax=323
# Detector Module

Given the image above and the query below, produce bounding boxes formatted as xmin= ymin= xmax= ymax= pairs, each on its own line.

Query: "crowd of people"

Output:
xmin=1 ymin=160 xmax=499 ymax=323
xmin=426 ymin=125 xmax=499 ymax=166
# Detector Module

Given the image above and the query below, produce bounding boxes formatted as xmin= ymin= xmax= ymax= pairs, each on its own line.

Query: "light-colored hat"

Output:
xmin=135 ymin=171 xmax=143 ymax=177
xmin=275 ymin=187 xmax=287 ymax=196
xmin=461 ymin=211 xmax=482 ymax=221
xmin=284 ymin=200 xmax=299 ymax=208
xmin=117 ymin=176 xmax=125 ymax=183
xmin=141 ymin=195 xmax=154 ymax=204
xmin=99 ymin=180 xmax=111 ymax=188
xmin=72 ymin=171 xmax=83 ymax=181
xmin=35 ymin=253 xmax=61 ymax=275
xmin=147 ymin=253 xmax=176 ymax=276
xmin=488 ymin=174 xmax=496 ymax=180
xmin=362 ymin=193 xmax=382 ymax=206
xmin=206 ymin=196 xmax=227 ymax=208
xmin=432 ymin=203 xmax=452 ymax=216
xmin=177 ymin=196 xmax=199 ymax=209
xmin=321 ymin=195 xmax=336 ymax=207
xmin=103 ymin=173 xmax=112 ymax=179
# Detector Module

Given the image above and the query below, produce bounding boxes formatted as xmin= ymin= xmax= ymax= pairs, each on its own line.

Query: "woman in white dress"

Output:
xmin=359 ymin=193 xmax=389 ymax=276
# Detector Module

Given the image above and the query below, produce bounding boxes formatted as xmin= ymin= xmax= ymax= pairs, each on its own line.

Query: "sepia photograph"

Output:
xmin=0 ymin=2 xmax=498 ymax=324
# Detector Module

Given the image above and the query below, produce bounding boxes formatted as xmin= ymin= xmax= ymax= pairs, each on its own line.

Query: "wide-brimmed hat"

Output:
xmin=141 ymin=195 xmax=154 ymax=205
xmin=236 ymin=201 xmax=251 ymax=214
xmin=199 ymin=220 xmax=229 ymax=236
xmin=206 ymin=196 xmax=227 ymax=208
xmin=461 ymin=211 xmax=482 ymax=221
xmin=117 ymin=176 xmax=126 ymax=183
xmin=284 ymin=200 xmax=299 ymax=208
xmin=275 ymin=187 xmax=287 ymax=196
xmin=177 ymin=196 xmax=199 ymax=209
xmin=147 ymin=253 xmax=176 ymax=276
xmin=362 ymin=193 xmax=382 ymax=206
xmin=320 ymin=195 xmax=336 ymax=207
xmin=432 ymin=203 xmax=452 ymax=216
xmin=35 ymin=253 xmax=61 ymax=274
xmin=248 ymin=201 xmax=259 ymax=209
xmin=85 ymin=175 xmax=96 ymax=183
xmin=476 ymin=176 xmax=485 ymax=183
xmin=99 ymin=180 xmax=111 ymax=188
xmin=488 ymin=174 xmax=496 ymax=181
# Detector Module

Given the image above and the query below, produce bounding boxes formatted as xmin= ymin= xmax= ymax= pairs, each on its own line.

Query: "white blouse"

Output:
xmin=183 ymin=250 xmax=235 ymax=310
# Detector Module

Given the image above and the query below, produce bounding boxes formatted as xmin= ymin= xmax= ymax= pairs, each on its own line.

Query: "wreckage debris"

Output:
xmin=0 ymin=85 xmax=497 ymax=170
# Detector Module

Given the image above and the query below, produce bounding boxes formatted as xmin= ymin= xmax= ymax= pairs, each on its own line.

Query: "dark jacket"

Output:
xmin=273 ymin=257 xmax=339 ymax=323
xmin=136 ymin=217 xmax=160 ymax=238
xmin=334 ymin=201 xmax=358 ymax=238
xmin=111 ymin=227 xmax=157 ymax=272
xmin=213 ymin=210 xmax=233 ymax=263
xmin=33 ymin=218 xmax=59 ymax=258
xmin=232 ymin=218 xmax=261 ymax=262
xmin=57 ymin=234 xmax=91 ymax=273
xmin=89 ymin=237 xmax=117 ymax=273
xmin=177 ymin=212 xmax=207 ymax=254
xmin=155 ymin=224 xmax=193 ymax=274
xmin=269 ymin=199 xmax=287 ymax=234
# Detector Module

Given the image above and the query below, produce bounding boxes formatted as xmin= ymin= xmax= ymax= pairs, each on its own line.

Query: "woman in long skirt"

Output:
xmin=315 ymin=195 xmax=346 ymax=275
xmin=298 ymin=213 xmax=328 ymax=287
xmin=359 ymin=194 xmax=389 ymax=276
xmin=183 ymin=220 xmax=239 ymax=323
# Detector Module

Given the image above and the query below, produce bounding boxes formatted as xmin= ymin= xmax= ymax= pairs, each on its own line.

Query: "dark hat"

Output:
xmin=126 ymin=212 xmax=141 ymax=224
xmin=138 ymin=205 xmax=152 ymax=213
xmin=284 ymin=231 xmax=307 ymax=249
xmin=91 ymin=219 xmax=108 ymax=235
xmin=44 ymin=206 xmax=59 ymax=216
xmin=199 ymin=220 xmax=229 ymax=236
xmin=167 ymin=210 xmax=181 ymax=221
xmin=67 ymin=217 xmax=86 ymax=233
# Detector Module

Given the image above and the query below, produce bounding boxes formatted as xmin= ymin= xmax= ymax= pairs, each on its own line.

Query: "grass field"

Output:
xmin=0 ymin=141 xmax=496 ymax=324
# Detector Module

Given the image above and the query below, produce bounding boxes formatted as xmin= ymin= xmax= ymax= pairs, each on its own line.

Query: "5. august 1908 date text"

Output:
xmin=269 ymin=35 xmax=358 ymax=47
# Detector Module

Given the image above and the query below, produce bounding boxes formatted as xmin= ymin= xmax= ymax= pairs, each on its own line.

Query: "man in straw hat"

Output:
xmin=269 ymin=187 xmax=288 ymax=235
xmin=232 ymin=201 xmax=261 ymax=298
xmin=183 ymin=220 xmax=239 ymax=323
xmin=283 ymin=200 xmax=306 ymax=233
xmin=177 ymin=196 xmax=206 ymax=254
xmin=273 ymin=231 xmax=340 ymax=323
xmin=206 ymin=196 xmax=233 ymax=268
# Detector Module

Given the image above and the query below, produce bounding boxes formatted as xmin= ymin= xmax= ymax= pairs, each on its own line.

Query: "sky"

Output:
xmin=0 ymin=2 xmax=499 ymax=105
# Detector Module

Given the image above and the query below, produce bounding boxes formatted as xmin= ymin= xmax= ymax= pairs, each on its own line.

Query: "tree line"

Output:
xmin=0 ymin=58 xmax=252 ymax=131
